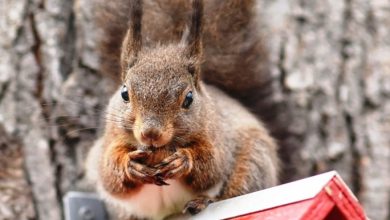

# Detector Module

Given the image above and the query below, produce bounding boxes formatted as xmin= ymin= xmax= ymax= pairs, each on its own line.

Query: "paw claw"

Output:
xmin=154 ymin=175 xmax=169 ymax=186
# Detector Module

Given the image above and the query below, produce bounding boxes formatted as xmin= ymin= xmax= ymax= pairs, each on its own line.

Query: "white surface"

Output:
xmin=191 ymin=171 xmax=338 ymax=220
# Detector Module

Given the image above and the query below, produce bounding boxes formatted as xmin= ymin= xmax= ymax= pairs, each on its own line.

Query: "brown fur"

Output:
xmin=89 ymin=0 xmax=279 ymax=219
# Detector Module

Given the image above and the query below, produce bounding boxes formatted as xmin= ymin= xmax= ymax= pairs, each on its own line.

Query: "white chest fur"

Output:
xmin=100 ymin=180 xmax=196 ymax=220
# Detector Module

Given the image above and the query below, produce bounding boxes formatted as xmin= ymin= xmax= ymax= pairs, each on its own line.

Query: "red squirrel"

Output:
xmin=86 ymin=0 xmax=279 ymax=219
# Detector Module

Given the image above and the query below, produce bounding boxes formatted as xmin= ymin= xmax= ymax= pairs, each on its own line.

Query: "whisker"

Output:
xmin=66 ymin=127 xmax=99 ymax=136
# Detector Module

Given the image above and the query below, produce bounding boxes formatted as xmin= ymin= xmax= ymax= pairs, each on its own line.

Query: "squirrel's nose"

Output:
xmin=141 ymin=128 xmax=162 ymax=144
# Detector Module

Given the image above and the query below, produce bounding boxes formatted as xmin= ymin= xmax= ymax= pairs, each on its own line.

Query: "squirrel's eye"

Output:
xmin=182 ymin=91 xmax=193 ymax=109
xmin=121 ymin=85 xmax=129 ymax=102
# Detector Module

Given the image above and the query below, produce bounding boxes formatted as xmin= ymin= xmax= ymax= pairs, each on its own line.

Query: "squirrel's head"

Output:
xmin=107 ymin=0 xmax=204 ymax=148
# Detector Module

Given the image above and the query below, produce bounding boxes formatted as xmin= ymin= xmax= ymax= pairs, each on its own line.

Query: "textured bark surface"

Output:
xmin=258 ymin=1 xmax=390 ymax=219
xmin=0 ymin=0 xmax=389 ymax=220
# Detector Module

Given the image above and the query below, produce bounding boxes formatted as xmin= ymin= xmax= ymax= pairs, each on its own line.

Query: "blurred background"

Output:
xmin=0 ymin=0 xmax=389 ymax=219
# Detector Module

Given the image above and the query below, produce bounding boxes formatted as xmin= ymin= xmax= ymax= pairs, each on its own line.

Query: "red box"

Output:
xmin=192 ymin=171 xmax=367 ymax=220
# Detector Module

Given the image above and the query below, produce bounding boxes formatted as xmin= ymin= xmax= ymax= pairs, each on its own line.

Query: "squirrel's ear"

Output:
xmin=182 ymin=0 xmax=203 ymax=88
xmin=121 ymin=0 xmax=143 ymax=81
xmin=184 ymin=0 xmax=203 ymax=59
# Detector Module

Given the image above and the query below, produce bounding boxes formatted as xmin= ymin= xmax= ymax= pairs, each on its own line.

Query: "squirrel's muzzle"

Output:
xmin=141 ymin=128 xmax=162 ymax=144
xmin=134 ymin=116 xmax=173 ymax=147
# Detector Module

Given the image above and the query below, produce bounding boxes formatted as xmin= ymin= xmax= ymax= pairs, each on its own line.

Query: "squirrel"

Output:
xmin=86 ymin=0 xmax=279 ymax=219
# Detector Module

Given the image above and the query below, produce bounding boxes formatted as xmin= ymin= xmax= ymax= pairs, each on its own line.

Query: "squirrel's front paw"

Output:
xmin=154 ymin=149 xmax=193 ymax=180
xmin=126 ymin=150 xmax=163 ymax=185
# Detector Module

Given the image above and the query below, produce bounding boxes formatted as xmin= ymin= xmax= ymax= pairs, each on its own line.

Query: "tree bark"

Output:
xmin=259 ymin=1 xmax=390 ymax=219
xmin=0 ymin=0 xmax=388 ymax=220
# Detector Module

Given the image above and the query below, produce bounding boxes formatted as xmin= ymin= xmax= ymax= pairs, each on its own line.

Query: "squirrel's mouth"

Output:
xmin=139 ymin=143 xmax=176 ymax=154
xmin=139 ymin=140 xmax=167 ymax=149
xmin=138 ymin=140 xmax=172 ymax=150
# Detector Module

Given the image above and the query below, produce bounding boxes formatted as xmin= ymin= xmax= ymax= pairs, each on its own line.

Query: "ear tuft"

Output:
xmin=186 ymin=0 xmax=204 ymax=58
xmin=120 ymin=0 xmax=143 ymax=81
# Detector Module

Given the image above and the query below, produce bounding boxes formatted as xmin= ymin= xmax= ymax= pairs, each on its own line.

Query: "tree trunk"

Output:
xmin=0 ymin=0 xmax=388 ymax=220
xmin=258 ymin=0 xmax=390 ymax=219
